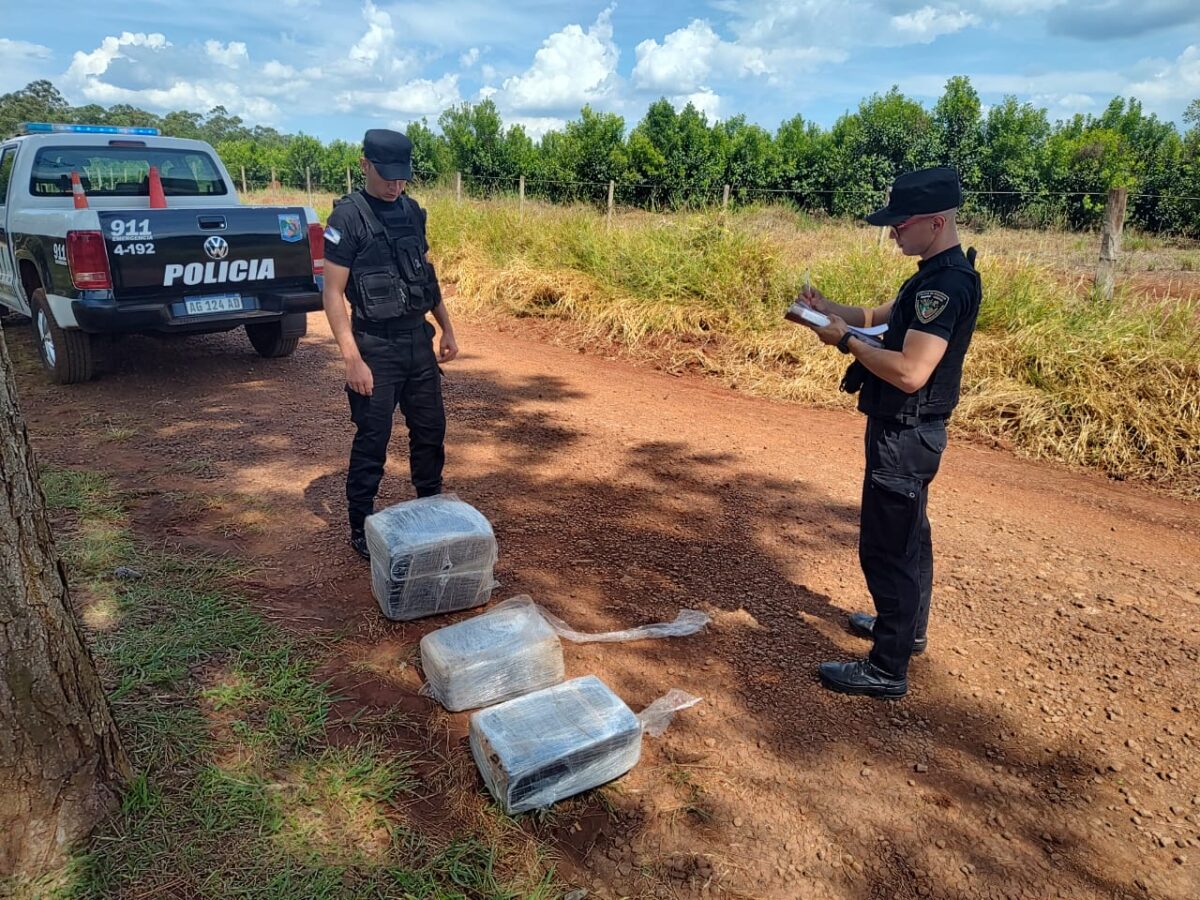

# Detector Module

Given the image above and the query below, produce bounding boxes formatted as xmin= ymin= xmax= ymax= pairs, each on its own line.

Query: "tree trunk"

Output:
xmin=0 ymin=328 xmax=130 ymax=878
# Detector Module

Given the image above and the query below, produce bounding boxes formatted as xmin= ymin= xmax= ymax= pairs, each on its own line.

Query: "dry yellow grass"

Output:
xmin=246 ymin=189 xmax=1200 ymax=493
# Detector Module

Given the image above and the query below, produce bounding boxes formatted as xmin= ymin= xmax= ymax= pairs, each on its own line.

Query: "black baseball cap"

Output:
xmin=363 ymin=128 xmax=413 ymax=181
xmin=865 ymin=166 xmax=963 ymax=226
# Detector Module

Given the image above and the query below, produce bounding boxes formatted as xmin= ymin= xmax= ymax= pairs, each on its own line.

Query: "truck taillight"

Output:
xmin=66 ymin=231 xmax=112 ymax=290
xmin=308 ymin=223 xmax=324 ymax=277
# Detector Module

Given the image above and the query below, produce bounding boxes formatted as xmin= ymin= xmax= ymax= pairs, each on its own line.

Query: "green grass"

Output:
xmin=9 ymin=469 xmax=562 ymax=899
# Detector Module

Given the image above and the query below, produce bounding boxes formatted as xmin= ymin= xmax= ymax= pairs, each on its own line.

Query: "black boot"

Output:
xmin=818 ymin=659 xmax=908 ymax=699
xmin=349 ymin=526 xmax=370 ymax=560
xmin=848 ymin=612 xmax=927 ymax=654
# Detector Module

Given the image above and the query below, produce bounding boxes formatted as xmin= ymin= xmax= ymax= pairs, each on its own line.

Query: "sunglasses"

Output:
xmin=891 ymin=213 xmax=944 ymax=235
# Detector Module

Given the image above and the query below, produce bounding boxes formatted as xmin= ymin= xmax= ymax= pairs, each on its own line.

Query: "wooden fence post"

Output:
xmin=1095 ymin=187 xmax=1128 ymax=301
xmin=270 ymin=166 xmax=277 ymax=189
xmin=877 ymin=187 xmax=892 ymax=247
xmin=305 ymin=166 xmax=313 ymax=208
xmin=519 ymin=175 xmax=525 ymax=216
xmin=455 ymin=171 xmax=462 ymax=203
xmin=607 ymin=180 xmax=615 ymax=231
xmin=240 ymin=165 xmax=247 ymax=195
xmin=346 ymin=166 xmax=352 ymax=194
xmin=722 ymin=183 xmax=730 ymax=211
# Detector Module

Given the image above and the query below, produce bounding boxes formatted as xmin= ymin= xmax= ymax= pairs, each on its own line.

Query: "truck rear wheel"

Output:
xmin=30 ymin=289 xmax=95 ymax=384
xmin=246 ymin=321 xmax=300 ymax=358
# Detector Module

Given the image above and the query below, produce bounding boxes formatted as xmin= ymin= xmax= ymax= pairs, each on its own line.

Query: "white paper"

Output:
xmin=788 ymin=303 xmax=830 ymax=327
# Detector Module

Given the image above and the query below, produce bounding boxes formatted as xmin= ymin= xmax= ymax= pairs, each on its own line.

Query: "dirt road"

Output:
xmin=7 ymin=314 xmax=1199 ymax=900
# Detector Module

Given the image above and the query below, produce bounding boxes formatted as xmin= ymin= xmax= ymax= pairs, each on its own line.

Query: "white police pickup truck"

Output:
xmin=0 ymin=123 xmax=324 ymax=383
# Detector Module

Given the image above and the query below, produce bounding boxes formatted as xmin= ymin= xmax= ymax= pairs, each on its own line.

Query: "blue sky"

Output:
xmin=3 ymin=0 xmax=1198 ymax=141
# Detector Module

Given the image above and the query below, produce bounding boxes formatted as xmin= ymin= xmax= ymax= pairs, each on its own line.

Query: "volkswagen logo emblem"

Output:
xmin=203 ymin=236 xmax=229 ymax=260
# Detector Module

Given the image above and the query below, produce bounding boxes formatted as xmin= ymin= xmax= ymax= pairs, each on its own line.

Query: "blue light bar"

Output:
xmin=19 ymin=122 xmax=161 ymax=136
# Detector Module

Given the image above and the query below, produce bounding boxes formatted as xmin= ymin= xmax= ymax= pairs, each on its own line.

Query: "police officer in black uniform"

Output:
xmin=322 ymin=129 xmax=459 ymax=559
xmin=797 ymin=166 xmax=981 ymax=698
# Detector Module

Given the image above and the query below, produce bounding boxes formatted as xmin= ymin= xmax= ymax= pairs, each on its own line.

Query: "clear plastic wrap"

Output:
xmin=363 ymin=495 xmax=497 ymax=621
xmin=420 ymin=596 xmax=710 ymax=711
xmin=421 ymin=598 xmax=566 ymax=712
xmin=469 ymin=675 xmax=700 ymax=814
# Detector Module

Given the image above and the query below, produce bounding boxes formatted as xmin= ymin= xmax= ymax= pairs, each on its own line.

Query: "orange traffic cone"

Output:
xmin=148 ymin=165 xmax=167 ymax=208
xmin=70 ymin=170 xmax=89 ymax=209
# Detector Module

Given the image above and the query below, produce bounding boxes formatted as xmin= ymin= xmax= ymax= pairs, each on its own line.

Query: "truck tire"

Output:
xmin=30 ymin=289 xmax=95 ymax=384
xmin=246 ymin=321 xmax=300 ymax=358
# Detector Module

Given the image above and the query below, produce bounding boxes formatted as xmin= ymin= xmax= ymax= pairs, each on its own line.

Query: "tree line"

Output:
xmin=4 ymin=78 xmax=1199 ymax=236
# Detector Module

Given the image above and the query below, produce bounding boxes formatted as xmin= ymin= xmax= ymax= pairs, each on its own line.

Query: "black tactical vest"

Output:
xmin=853 ymin=246 xmax=982 ymax=422
xmin=338 ymin=191 xmax=441 ymax=324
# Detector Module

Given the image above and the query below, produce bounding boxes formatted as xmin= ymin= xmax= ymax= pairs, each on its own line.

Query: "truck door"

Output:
xmin=0 ymin=145 xmax=21 ymax=313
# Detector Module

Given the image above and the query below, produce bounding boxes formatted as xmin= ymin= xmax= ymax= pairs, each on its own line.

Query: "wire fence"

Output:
xmin=229 ymin=165 xmax=1200 ymax=252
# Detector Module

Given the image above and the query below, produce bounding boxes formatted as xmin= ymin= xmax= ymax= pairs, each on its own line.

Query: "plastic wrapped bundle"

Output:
xmin=420 ymin=596 xmax=711 ymax=712
xmin=364 ymin=496 xmax=497 ymax=621
xmin=470 ymin=676 xmax=699 ymax=814
xmin=421 ymin=599 xmax=565 ymax=711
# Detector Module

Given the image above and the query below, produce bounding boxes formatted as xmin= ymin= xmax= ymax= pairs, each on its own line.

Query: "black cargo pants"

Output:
xmin=859 ymin=415 xmax=948 ymax=678
xmin=346 ymin=319 xmax=445 ymax=530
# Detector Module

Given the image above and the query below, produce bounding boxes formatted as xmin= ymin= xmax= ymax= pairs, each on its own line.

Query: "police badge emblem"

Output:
xmin=915 ymin=290 xmax=950 ymax=324
xmin=278 ymin=213 xmax=303 ymax=242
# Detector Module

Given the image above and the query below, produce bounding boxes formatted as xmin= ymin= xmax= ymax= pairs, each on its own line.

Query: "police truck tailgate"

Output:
xmin=99 ymin=207 xmax=316 ymax=305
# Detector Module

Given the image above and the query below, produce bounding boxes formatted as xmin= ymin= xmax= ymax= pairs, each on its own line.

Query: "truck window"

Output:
xmin=0 ymin=148 xmax=14 ymax=206
xmin=29 ymin=146 xmax=229 ymax=197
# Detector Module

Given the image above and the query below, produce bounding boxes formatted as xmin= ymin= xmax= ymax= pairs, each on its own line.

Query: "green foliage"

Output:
xmin=3 ymin=79 xmax=1199 ymax=235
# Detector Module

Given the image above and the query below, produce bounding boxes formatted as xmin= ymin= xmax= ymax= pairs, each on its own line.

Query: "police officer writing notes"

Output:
xmin=796 ymin=167 xmax=982 ymax=699
xmin=322 ymin=129 xmax=459 ymax=559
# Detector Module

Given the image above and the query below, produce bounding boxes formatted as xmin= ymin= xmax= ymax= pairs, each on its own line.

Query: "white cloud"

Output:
xmin=66 ymin=32 xmax=170 ymax=80
xmin=723 ymin=0 xmax=985 ymax=52
xmin=673 ymin=89 xmax=722 ymax=121
xmin=338 ymin=74 xmax=462 ymax=118
xmin=499 ymin=5 xmax=620 ymax=112
xmin=1029 ymin=92 xmax=1097 ymax=114
xmin=1128 ymin=44 xmax=1200 ymax=103
xmin=508 ymin=115 xmax=568 ymax=139
xmin=0 ymin=38 xmax=52 ymax=61
xmin=0 ymin=38 xmax=54 ymax=93
xmin=333 ymin=1 xmax=417 ymax=80
xmin=262 ymin=60 xmax=299 ymax=80
xmin=634 ymin=21 xmax=722 ymax=93
xmin=78 ymin=78 xmax=278 ymax=122
xmin=64 ymin=31 xmax=280 ymax=122
xmin=54 ymin=3 xmax=438 ymax=126
xmin=460 ymin=47 xmax=480 ymax=67
xmin=349 ymin=1 xmax=394 ymax=66
xmin=204 ymin=40 xmax=248 ymax=67
xmin=633 ymin=19 xmax=770 ymax=95
xmin=889 ymin=7 xmax=980 ymax=44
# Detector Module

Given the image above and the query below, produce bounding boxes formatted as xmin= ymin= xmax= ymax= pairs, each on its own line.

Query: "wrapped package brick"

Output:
xmin=421 ymin=598 xmax=566 ymax=711
xmin=469 ymin=675 xmax=699 ymax=814
xmin=364 ymin=496 xmax=497 ymax=621
xmin=421 ymin=597 xmax=710 ymax=712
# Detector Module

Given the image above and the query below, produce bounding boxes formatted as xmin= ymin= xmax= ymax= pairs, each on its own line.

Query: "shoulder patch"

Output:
xmin=915 ymin=290 xmax=950 ymax=324
xmin=323 ymin=226 xmax=342 ymax=245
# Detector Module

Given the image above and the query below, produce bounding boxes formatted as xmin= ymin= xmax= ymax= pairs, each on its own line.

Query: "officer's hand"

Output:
xmin=439 ymin=332 xmax=459 ymax=363
xmin=800 ymin=286 xmax=833 ymax=314
xmin=346 ymin=357 xmax=374 ymax=396
xmin=812 ymin=314 xmax=848 ymax=347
